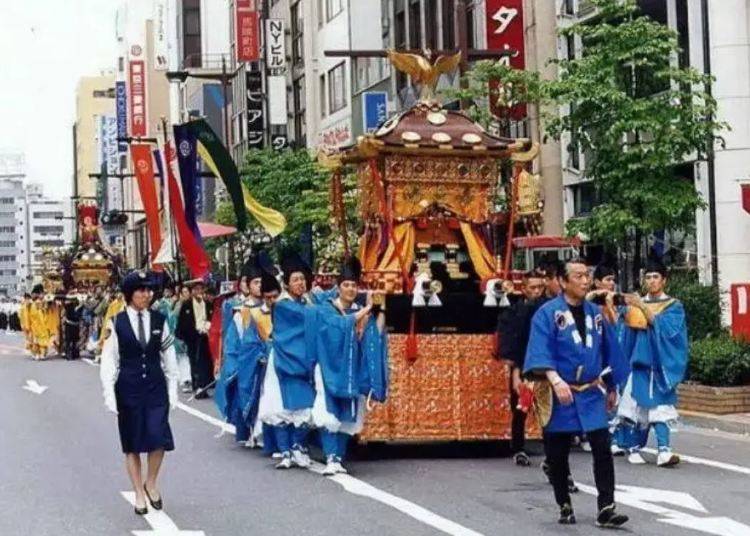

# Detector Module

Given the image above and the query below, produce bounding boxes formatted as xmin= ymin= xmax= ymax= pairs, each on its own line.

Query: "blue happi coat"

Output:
xmin=622 ymin=297 xmax=688 ymax=408
xmin=307 ymin=300 xmax=388 ymax=423
xmin=524 ymin=295 xmax=629 ymax=433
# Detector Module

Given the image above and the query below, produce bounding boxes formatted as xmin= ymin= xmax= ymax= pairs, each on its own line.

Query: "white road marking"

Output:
xmin=22 ymin=379 xmax=48 ymax=394
xmin=121 ymin=492 xmax=205 ymax=535
xmin=175 ymin=402 xmax=486 ymax=536
xmin=81 ymin=357 xmax=98 ymax=366
xmin=641 ymin=447 xmax=750 ymax=476
xmin=578 ymin=483 xmax=750 ymax=536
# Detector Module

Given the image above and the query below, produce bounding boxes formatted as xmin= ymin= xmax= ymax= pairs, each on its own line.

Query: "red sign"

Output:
xmin=741 ymin=183 xmax=750 ymax=215
xmin=128 ymin=60 xmax=148 ymax=137
xmin=486 ymin=0 xmax=526 ymax=119
xmin=130 ymin=144 xmax=162 ymax=262
xmin=236 ymin=0 xmax=259 ymax=62
xmin=731 ymin=284 xmax=750 ymax=341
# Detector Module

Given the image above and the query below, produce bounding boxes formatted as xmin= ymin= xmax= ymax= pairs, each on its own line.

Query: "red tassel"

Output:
xmin=405 ymin=310 xmax=418 ymax=362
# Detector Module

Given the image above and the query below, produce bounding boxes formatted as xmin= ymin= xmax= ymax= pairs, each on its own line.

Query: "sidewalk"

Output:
xmin=680 ymin=410 xmax=750 ymax=435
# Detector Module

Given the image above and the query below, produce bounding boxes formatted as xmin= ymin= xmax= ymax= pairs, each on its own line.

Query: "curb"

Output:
xmin=680 ymin=410 xmax=750 ymax=436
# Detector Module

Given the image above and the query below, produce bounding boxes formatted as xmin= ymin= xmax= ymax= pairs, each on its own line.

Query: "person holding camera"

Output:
xmin=524 ymin=258 xmax=629 ymax=528
xmin=617 ymin=256 xmax=688 ymax=467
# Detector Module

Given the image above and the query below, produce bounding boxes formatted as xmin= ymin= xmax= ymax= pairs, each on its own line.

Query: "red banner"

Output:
xmin=128 ymin=60 xmax=148 ymax=137
xmin=486 ymin=0 xmax=526 ymax=120
xmin=742 ymin=183 xmax=750 ymax=215
xmin=236 ymin=0 xmax=259 ymax=62
xmin=165 ymin=141 xmax=211 ymax=278
xmin=130 ymin=144 xmax=162 ymax=262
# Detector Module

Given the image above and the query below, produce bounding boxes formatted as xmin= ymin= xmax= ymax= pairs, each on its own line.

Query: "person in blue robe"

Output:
xmin=214 ymin=255 xmax=264 ymax=443
xmin=309 ymin=257 xmax=387 ymax=475
xmin=524 ymin=258 xmax=629 ymax=529
xmin=618 ymin=256 xmax=688 ymax=467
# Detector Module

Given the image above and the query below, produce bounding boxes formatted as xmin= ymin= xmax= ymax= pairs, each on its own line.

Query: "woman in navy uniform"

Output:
xmin=100 ymin=271 xmax=179 ymax=515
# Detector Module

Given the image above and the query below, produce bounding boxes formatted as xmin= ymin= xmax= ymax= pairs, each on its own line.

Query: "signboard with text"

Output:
xmin=128 ymin=58 xmax=148 ymax=137
xmin=265 ymin=19 xmax=286 ymax=70
xmin=363 ymin=92 xmax=388 ymax=133
xmin=115 ymin=81 xmax=128 ymax=151
xmin=485 ymin=0 xmax=526 ymax=119
xmin=246 ymin=71 xmax=264 ymax=149
xmin=236 ymin=0 xmax=260 ymax=62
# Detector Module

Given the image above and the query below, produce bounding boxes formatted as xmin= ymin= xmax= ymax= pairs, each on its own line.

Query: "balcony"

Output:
xmin=181 ymin=53 xmax=230 ymax=72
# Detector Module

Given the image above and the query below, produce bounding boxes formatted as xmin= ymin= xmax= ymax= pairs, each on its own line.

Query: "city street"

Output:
xmin=1 ymin=331 xmax=749 ymax=536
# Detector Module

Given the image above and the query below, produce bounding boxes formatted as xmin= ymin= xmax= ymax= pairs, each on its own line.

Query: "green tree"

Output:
xmin=453 ymin=0 xmax=725 ymax=278
xmin=216 ymin=148 xmax=361 ymax=270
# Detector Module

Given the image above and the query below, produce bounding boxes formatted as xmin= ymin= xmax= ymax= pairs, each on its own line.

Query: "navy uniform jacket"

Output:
xmin=523 ymin=295 xmax=628 ymax=433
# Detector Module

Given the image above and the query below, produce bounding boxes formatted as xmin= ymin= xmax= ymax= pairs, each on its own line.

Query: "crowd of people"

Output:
xmin=11 ymin=248 xmax=688 ymax=529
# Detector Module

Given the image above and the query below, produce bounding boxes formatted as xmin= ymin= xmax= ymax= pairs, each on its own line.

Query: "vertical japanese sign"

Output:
xmin=153 ymin=0 xmax=169 ymax=70
xmin=265 ymin=19 xmax=286 ymax=70
xmin=246 ymin=71 xmax=264 ymax=149
xmin=115 ymin=81 xmax=128 ymax=152
xmin=128 ymin=50 xmax=148 ymax=136
xmin=485 ymin=0 xmax=526 ymax=119
xmin=236 ymin=0 xmax=260 ymax=62
xmin=104 ymin=116 xmax=121 ymax=211
xmin=268 ymin=76 xmax=287 ymax=125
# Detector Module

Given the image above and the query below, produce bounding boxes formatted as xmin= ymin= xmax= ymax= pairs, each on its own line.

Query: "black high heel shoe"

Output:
xmin=144 ymin=484 xmax=163 ymax=510
xmin=134 ymin=504 xmax=148 ymax=516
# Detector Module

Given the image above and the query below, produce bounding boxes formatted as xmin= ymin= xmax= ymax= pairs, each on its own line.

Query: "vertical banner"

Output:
xmin=115 ymin=81 xmax=128 ymax=152
xmin=268 ymin=76 xmax=288 ymax=125
xmin=130 ymin=144 xmax=162 ymax=262
xmin=173 ymin=124 xmax=201 ymax=239
xmin=128 ymin=56 xmax=148 ymax=136
xmin=246 ymin=71 xmax=264 ymax=149
xmin=485 ymin=0 xmax=526 ymax=119
xmin=153 ymin=0 xmax=169 ymax=70
xmin=363 ymin=92 xmax=388 ymax=133
xmin=265 ymin=19 xmax=286 ymax=70
xmin=103 ymin=115 xmax=121 ymax=211
xmin=236 ymin=0 xmax=260 ymax=62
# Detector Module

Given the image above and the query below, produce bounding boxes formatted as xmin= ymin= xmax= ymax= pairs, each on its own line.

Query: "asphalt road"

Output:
xmin=1 ymin=330 xmax=749 ymax=536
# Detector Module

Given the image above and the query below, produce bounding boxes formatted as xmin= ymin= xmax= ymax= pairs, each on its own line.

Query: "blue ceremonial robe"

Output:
xmin=524 ymin=295 xmax=629 ymax=433
xmin=273 ymin=296 xmax=317 ymax=411
xmin=307 ymin=300 xmax=389 ymax=424
xmin=622 ymin=298 xmax=688 ymax=408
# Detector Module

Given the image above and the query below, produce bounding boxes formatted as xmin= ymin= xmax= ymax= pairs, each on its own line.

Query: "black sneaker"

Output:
xmin=558 ymin=503 xmax=576 ymax=525
xmin=596 ymin=504 xmax=628 ymax=529
xmin=567 ymin=476 xmax=579 ymax=493
xmin=513 ymin=451 xmax=531 ymax=467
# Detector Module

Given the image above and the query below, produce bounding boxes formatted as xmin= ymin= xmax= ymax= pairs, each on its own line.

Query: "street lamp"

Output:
xmin=165 ymin=55 xmax=236 ymax=148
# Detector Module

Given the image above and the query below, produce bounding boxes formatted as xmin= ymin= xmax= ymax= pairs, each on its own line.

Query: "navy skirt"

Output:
xmin=115 ymin=373 xmax=174 ymax=454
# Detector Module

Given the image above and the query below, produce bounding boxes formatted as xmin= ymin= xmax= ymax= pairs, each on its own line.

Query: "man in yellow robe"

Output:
xmin=19 ymin=293 xmax=33 ymax=354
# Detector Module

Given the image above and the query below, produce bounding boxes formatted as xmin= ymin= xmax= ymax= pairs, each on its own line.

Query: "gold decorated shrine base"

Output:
xmin=361 ymin=334 xmax=541 ymax=442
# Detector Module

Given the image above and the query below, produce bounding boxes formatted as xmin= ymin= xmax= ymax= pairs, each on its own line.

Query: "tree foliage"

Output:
xmin=216 ymin=148 xmax=360 ymax=270
xmin=452 ymin=0 xmax=725 ymax=246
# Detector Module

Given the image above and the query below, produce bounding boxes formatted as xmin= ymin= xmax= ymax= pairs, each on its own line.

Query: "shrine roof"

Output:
xmin=368 ymin=101 xmax=529 ymax=153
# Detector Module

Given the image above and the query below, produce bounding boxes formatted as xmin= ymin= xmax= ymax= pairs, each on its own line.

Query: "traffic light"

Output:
xmin=101 ymin=210 xmax=128 ymax=226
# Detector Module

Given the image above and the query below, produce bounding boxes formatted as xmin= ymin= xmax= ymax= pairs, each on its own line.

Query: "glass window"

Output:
xmin=328 ymin=62 xmax=347 ymax=113
xmin=571 ymin=182 xmax=597 ymax=217
xmin=320 ymin=74 xmax=327 ymax=117
xmin=395 ymin=0 xmax=406 ymax=49
xmin=292 ymin=2 xmax=305 ymax=66
xmin=327 ymin=0 xmax=344 ymax=21
xmin=408 ymin=0 xmax=421 ymax=47
xmin=293 ymin=75 xmax=307 ymax=145
xmin=442 ymin=0 xmax=455 ymax=49
xmin=425 ymin=0 xmax=438 ymax=50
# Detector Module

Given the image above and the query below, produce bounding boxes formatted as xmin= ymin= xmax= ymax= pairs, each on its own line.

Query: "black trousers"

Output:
xmin=187 ymin=335 xmax=212 ymax=390
xmin=63 ymin=326 xmax=79 ymax=360
xmin=509 ymin=370 xmax=526 ymax=453
xmin=544 ymin=428 xmax=614 ymax=510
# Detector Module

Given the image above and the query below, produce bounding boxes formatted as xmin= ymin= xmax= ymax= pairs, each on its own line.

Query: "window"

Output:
xmin=0 ymin=241 xmax=14 ymax=247
xmin=566 ymin=34 xmax=576 ymax=61
xmin=408 ymin=0 xmax=421 ymax=47
xmin=318 ymin=0 xmax=325 ymax=26
xmin=394 ymin=0 xmax=406 ymax=49
xmin=0 ymin=226 xmax=14 ymax=233
xmin=675 ymin=0 xmax=690 ymax=68
xmin=291 ymin=1 xmax=304 ymax=66
xmin=466 ymin=3 xmax=476 ymax=49
xmin=564 ymin=0 xmax=576 ymax=16
xmin=0 ymin=198 xmax=13 ymax=204
xmin=424 ymin=0 xmax=438 ymax=50
xmin=319 ymin=74 xmax=327 ymax=117
xmin=442 ymin=0 xmax=455 ymax=49
xmin=33 ymin=225 xmax=63 ymax=234
xmin=33 ymin=212 xmax=63 ymax=219
xmin=0 ymin=255 xmax=13 ymax=261
xmin=571 ymin=182 xmax=597 ymax=217
xmin=326 ymin=0 xmax=344 ymax=21
xmin=183 ymin=0 xmax=201 ymax=68
xmin=293 ymin=75 xmax=307 ymax=146
xmin=33 ymin=240 xmax=64 ymax=248
xmin=328 ymin=63 xmax=347 ymax=113
xmin=354 ymin=57 xmax=390 ymax=92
